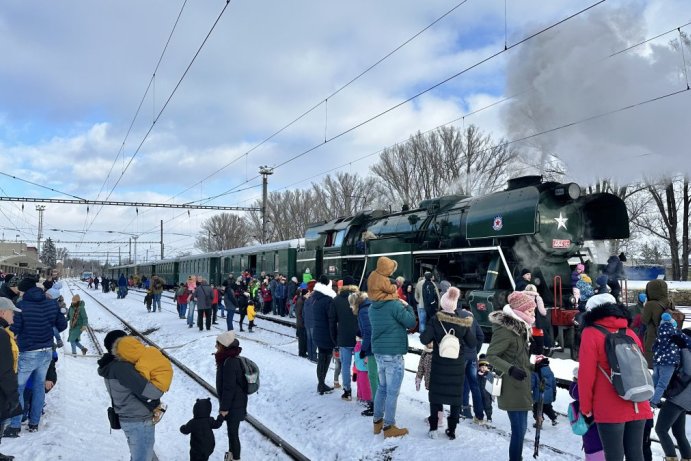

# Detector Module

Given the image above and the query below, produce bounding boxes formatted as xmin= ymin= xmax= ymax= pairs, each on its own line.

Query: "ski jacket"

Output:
xmin=12 ymin=287 xmax=67 ymax=352
xmin=367 ymin=257 xmax=399 ymax=302
xmin=180 ymin=398 xmax=224 ymax=460
xmin=369 ymin=299 xmax=416 ymax=356
xmin=114 ymin=336 xmax=173 ymax=392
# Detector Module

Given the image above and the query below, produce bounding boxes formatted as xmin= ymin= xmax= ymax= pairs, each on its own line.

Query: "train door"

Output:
xmin=249 ymin=255 xmax=257 ymax=274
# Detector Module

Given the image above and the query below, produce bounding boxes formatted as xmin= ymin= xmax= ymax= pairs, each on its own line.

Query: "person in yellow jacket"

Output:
xmin=0 ymin=297 xmax=22 ymax=456
xmin=247 ymin=300 xmax=256 ymax=333
xmin=112 ymin=335 xmax=173 ymax=423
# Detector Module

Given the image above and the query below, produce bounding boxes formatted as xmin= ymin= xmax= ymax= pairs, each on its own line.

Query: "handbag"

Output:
xmin=107 ymin=406 xmax=121 ymax=430
xmin=484 ymin=372 xmax=503 ymax=397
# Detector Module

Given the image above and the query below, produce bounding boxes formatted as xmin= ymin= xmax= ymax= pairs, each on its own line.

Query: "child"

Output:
xmin=651 ymin=312 xmax=680 ymax=406
xmin=416 ymin=343 xmax=444 ymax=428
xmin=112 ymin=335 xmax=173 ymax=422
xmin=531 ymin=356 xmax=558 ymax=429
xmin=569 ymin=367 xmax=604 ymax=461
xmin=366 ymin=256 xmax=399 ymax=301
xmin=144 ymin=288 xmax=154 ymax=313
xmin=179 ymin=398 xmax=224 ymax=461
xmin=576 ymin=274 xmax=594 ymax=308
xmin=353 ymin=339 xmax=373 ymax=415
xmin=247 ymin=298 xmax=256 ymax=332
xmin=476 ymin=356 xmax=493 ymax=423
xmin=67 ymin=295 xmax=89 ymax=355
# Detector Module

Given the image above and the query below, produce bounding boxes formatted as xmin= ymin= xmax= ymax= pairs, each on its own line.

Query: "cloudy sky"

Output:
xmin=0 ymin=0 xmax=689 ymax=262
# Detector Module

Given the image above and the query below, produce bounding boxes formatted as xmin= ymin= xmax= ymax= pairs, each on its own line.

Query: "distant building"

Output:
xmin=0 ymin=242 xmax=42 ymax=274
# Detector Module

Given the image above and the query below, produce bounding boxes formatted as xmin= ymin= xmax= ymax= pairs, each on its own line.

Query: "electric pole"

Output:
xmin=36 ymin=205 xmax=46 ymax=254
xmin=160 ymin=220 xmax=164 ymax=259
xmin=132 ymin=235 xmax=139 ymax=270
xmin=259 ymin=165 xmax=274 ymax=244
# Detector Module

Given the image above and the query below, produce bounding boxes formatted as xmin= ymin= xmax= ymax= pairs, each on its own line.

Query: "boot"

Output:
xmin=373 ymin=419 xmax=384 ymax=434
xmin=446 ymin=417 xmax=458 ymax=440
xmin=361 ymin=401 xmax=374 ymax=417
xmin=664 ymin=458 xmax=679 ymax=461
xmin=341 ymin=389 xmax=352 ymax=401
xmin=461 ymin=405 xmax=472 ymax=419
xmin=383 ymin=425 xmax=409 ymax=438
xmin=81 ymin=347 xmax=88 ymax=355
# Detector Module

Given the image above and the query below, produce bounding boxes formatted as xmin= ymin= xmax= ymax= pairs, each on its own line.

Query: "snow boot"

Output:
xmin=361 ymin=401 xmax=374 ymax=417
xmin=383 ymin=425 xmax=409 ymax=438
xmin=2 ymin=427 xmax=19 ymax=438
xmin=341 ymin=389 xmax=352 ymax=401
xmin=373 ymin=419 xmax=384 ymax=435
xmin=317 ymin=384 xmax=334 ymax=395
xmin=27 ymin=425 xmax=38 ymax=433
xmin=446 ymin=417 xmax=458 ymax=440
xmin=663 ymin=458 xmax=679 ymax=461
xmin=81 ymin=347 xmax=88 ymax=355
xmin=461 ymin=405 xmax=472 ymax=419
xmin=428 ymin=430 xmax=439 ymax=439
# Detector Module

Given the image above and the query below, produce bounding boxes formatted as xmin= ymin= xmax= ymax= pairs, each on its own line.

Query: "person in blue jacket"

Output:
xmin=531 ymin=355 xmax=558 ymax=428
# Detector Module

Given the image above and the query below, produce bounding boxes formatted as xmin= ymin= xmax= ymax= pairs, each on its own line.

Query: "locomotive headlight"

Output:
xmin=554 ymin=183 xmax=581 ymax=201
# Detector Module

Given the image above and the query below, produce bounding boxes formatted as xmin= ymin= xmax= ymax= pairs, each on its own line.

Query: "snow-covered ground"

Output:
xmin=1 ymin=280 xmax=681 ymax=460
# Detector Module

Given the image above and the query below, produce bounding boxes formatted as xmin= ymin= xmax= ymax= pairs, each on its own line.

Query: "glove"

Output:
xmin=508 ymin=366 xmax=527 ymax=381
xmin=671 ymin=335 xmax=687 ymax=348
xmin=415 ymin=378 xmax=421 ymax=391
xmin=583 ymin=413 xmax=594 ymax=425
xmin=359 ymin=350 xmax=367 ymax=359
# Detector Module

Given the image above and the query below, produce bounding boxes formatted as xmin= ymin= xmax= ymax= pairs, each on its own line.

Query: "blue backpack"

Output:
xmin=567 ymin=401 xmax=589 ymax=436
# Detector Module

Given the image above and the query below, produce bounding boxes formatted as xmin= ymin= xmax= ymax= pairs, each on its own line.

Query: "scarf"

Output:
xmin=70 ymin=303 xmax=81 ymax=328
xmin=511 ymin=307 xmax=535 ymax=326
xmin=215 ymin=346 xmax=242 ymax=367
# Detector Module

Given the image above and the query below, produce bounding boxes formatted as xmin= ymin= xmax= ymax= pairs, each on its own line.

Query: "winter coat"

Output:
xmin=67 ymin=301 xmax=89 ymax=343
xmin=223 ymin=288 xmax=238 ymax=311
xmin=419 ymin=311 xmax=476 ymax=405
xmin=486 ymin=305 xmax=533 ymax=411
xmin=531 ymin=366 xmax=556 ymax=405
xmin=237 ymin=293 xmax=248 ymax=315
xmin=329 ymin=286 xmax=359 ymax=348
xmin=642 ymin=279 xmax=674 ymax=368
xmin=194 ymin=283 xmax=214 ymax=311
xmin=667 ymin=346 xmax=691 ymax=411
xmin=12 ymin=287 xmax=67 ymax=352
xmin=247 ymin=304 xmax=255 ymax=321
xmin=177 ymin=287 xmax=191 ymax=305
xmin=97 ymin=353 xmax=163 ymax=422
xmin=118 ymin=274 xmax=127 ymax=288
xmin=113 ymin=336 xmax=173 ymax=392
xmin=458 ymin=309 xmax=483 ymax=360
xmin=303 ymin=295 xmax=315 ymax=329
xmin=653 ymin=320 xmax=680 ymax=367
xmin=367 ymin=257 xmax=399 ymax=301
xmin=274 ymin=282 xmax=286 ymax=300
xmin=605 ymin=256 xmax=625 ymax=281
xmin=216 ymin=355 xmax=248 ymax=421
xmin=286 ymin=281 xmax=297 ymax=305
xmin=302 ymin=271 xmax=313 ymax=284
xmin=569 ymin=382 xmax=603 ymax=455
xmin=514 ymin=277 xmax=529 ymax=292
xmin=0 ymin=318 xmax=19 ymax=420
xmin=422 ymin=280 xmax=439 ymax=319
xmin=357 ymin=299 xmax=373 ymax=356
xmin=151 ymin=279 xmax=163 ymax=295
xmin=369 ymin=299 xmax=416 ymax=356
xmin=577 ymin=303 xmax=653 ymax=423
xmin=295 ymin=295 xmax=305 ymax=329
xmin=0 ymin=284 xmax=18 ymax=305
xmin=180 ymin=398 xmax=224 ymax=460
xmin=311 ymin=283 xmax=337 ymax=349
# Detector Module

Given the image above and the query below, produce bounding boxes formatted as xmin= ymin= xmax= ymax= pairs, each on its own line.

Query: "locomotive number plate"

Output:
xmin=552 ymin=239 xmax=571 ymax=249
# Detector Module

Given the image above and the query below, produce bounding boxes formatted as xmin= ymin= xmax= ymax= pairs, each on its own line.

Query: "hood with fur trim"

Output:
xmin=375 ymin=257 xmax=397 ymax=277
xmin=435 ymin=311 xmax=473 ymax=328
xmin=489 ymin=305 xmax=531 ymax=341
xmin=339 ymin=285 xmax=359 ymax=295
xmin=313 ymin=282 xmax=337 ymax=299
xmin=583 ymin=302 xmax=631 ymax=327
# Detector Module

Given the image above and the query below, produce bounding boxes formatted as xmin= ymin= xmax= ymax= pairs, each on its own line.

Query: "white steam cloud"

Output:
xmin=502 ymin=6 xmax=691 ymax=184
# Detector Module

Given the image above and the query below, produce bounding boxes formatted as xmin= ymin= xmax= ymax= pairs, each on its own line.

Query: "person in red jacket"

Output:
xmin=577 ymin=293 xmax=653 ymax=461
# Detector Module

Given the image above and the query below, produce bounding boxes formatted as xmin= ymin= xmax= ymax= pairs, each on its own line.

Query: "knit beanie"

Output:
xmin=440 ymin=287 xmax=461 ymax=313
xmin=104 ymin=330 xmax=127 ymax=353
xmin=508 ymin=291 xmax=536 ymax=313
xmin=217 ymin=331 xmax=237 ymax=347
xmin=661 ymin=312 xmax=677 ymax=329
xmin=520 ymin=268 xmax=531 ymax=276
xmin=596 ymin=274 xmax=609 ymax=289
xmin=585 ymin=293 xmax=616 ymax=311
xmin=576 ymin=264 xmax=585 ymax=273
xmin=18 ymin=276 xmax=37 ymax=293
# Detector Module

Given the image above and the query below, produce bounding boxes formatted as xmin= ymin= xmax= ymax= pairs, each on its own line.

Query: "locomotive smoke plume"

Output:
xmin=501 ymin=5 xmax=691 ymax=184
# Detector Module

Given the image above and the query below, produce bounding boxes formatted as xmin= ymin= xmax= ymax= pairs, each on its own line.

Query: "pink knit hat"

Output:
xmin=507 ymin=291 xmax=536 ymax=313
xmin=576 ymin=263 xmax=585 ymax=273
xmin=440 ymin=287 xmax=461 ymax=313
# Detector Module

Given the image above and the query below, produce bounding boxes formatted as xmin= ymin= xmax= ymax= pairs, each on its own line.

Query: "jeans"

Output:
xmin=289 ymin=301 xmax=296 ymax=318
xmin=187 ymin=300 xmax=196 ymax=327
xmin=373 ymin=354 xmax=405 ymax=427
xmin=70 ymin=339 xmax=85 ymax=354
xmin=52 ymin=326 xmax=62 ymax=345
xmin=152 ymin=294 xmax=161 ymax=312
xmin=306 ymin=327 xmax=317 ymax=362
xmin=655 ymin=401 xmax=691 ymax=458
xmin=11 ymin=349 xmax=52 ymax=428
xmin=340 ymin=347 xmax=354 ymax=391
xmin=462 ymin=359 xmax=484 ymax=419
xmin=597 ymin=420 xmax=645 ymax=461
xmin=218 ymin=301 xmax=225 ymax=317
xmin=120 ymin=419 xmax=156 ymax=461
xmin=507 ymin=411 xmax=528 ymax=461
xmin=226 ymin=307 xmax=235 ymax=331
xmin=178 ymin=303 xmax=187 ymax=319
xmin=417 ymin=307 xmax=427 ymax=333
xmin=652 ymin=364 xmax=675 ymax=404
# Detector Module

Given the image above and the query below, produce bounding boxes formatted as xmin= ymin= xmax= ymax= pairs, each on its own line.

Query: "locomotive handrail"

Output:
xmin=553 ymin=275 xmax=563 ymax=309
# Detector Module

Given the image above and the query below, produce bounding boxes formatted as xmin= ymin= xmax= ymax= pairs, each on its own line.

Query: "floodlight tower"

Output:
xmin=36 ymin=205 xmax=46 ymax=254
xmin=259 ymin=166 xmax=274 ymax=244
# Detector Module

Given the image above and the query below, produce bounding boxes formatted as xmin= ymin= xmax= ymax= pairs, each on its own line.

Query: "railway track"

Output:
xmin=70 ymin=282 xmax=310 ymax=461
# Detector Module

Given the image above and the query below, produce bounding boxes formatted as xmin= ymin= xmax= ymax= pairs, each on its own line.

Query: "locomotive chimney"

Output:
xmin=506 ymin=175 xmax=543 ymax=190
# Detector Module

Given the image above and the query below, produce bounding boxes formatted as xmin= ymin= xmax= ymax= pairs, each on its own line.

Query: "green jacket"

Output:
xmin=67 ymin=301 xmax=88 ymax=342
xmin=369 ymin=299 xmax=416 ymax=356
xmin=486 ymin=306 xmax=533 ymax=411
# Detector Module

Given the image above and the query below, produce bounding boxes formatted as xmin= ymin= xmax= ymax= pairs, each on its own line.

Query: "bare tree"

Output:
xmin=370 ymin=125 xmax=519 ymax=209
xmin=246 ymin=189 xmax=317 ymax=243
xmin=56 ymin=247 xmax=69 ymax=262
xmin=195 ymin=213 xmax=251 ymax=252
xmin=310 ymin=172 xmax=378 ymax=221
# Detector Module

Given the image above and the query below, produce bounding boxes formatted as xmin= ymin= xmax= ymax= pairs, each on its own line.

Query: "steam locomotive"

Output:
xmin=110 ymin=176 xmax=629 ymax=358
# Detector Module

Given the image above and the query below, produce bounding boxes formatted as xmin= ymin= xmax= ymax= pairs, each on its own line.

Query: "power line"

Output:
xmin=0 ymin=197 xmax=258 ymax=211
xmin=0 ymin=171 xmax=86 ymax=201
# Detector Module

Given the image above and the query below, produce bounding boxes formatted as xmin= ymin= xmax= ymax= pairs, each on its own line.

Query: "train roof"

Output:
xmin=217 ymin=238 xmax=304 ymax=256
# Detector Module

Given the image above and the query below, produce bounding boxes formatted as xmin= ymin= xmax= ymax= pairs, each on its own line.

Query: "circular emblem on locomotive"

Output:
xmin=492 ymin=216 xmax=503 ymax=231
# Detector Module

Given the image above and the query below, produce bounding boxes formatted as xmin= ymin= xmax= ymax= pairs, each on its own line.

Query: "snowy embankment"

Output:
xmin=2 ymin=280 xmax=681 ymax=460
